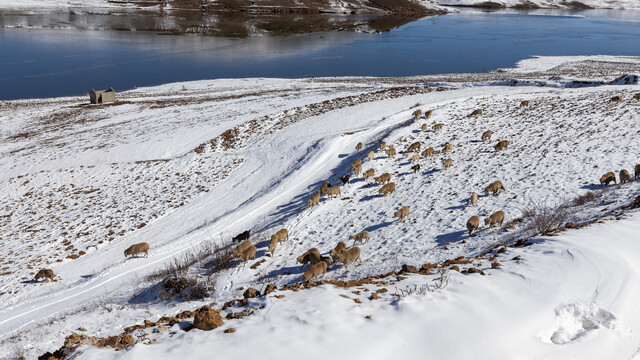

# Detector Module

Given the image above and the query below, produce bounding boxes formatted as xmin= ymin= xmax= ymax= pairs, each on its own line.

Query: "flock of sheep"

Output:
xmin=222 ymin=105 xmax=520 ymax=282
xmin=32 ymin=96 xmax=640 ymax=285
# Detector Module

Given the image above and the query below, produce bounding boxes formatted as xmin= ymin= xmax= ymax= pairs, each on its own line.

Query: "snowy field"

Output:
xmin=1 ymin=0 xmax=640 ymax=10
xmin=0 ymin=56 xmax=640 ymax=359
xmin=435 ymin=0 xmax=640 ymax=10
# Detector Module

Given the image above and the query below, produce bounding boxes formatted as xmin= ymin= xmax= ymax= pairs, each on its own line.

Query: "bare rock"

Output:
xmin=120 ymin=335 xmax=136 ymax=347
xmin=155 ymin=325 xmax=169 ymax=333
xmin=243 ymin=288 xmax=260 ymax=299
xmin=263 ymin=284 xmax=277 ymax=295
xmin=401 ymin=264 xmax=417 ymax=273
xmin=193 ymin=305 xmax=223 ymax=331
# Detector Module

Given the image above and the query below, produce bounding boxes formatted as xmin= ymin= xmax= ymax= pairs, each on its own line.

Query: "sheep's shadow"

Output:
xmin=21 ymin=279 xmax=39 ymax=284
xmin=364 ymin=221 xmax=394 ymax=232
xmin=263 ymin=192 xmax=309 ymax=229
xmin=470 ymin=140 xmax=482 ymax=144
xmin=129 ymin=282 xmax=165 ymax=305
xmin=358 ymin=183 xmax=376 ymax=191
xmin=359 ymin=194 xmax=379 ymax=202
xmin=435 ymin=230 xmax=467 ymax=246
xmin=445 ymin=204 xmax=466 ymax=211
xmin=411 ymin=129 xmax=421 ymax=134
xmin=397 ymin=171 xmax=412 ymax=177
xmin=581 ymin=183 xmax=605 ymax=190
xmin=255 ymin=248 xmax=269 ymax=258
xmin=266 ymin=264 xmax=305 ymax=278
xmin=422 ymin=169 xmax=440 ymax=176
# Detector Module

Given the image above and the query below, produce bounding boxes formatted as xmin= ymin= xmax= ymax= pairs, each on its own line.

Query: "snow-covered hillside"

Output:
xmin=1 ymin=56 xmax=639 ymax=359
xmin=435 ymin=0 xmax=640 ymax=10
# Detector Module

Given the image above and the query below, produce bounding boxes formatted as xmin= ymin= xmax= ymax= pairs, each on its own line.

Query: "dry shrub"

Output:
xmin=521 ymin=199 xmax=571 ymax=235
xmin=162 ymin=276 xmax=214 ymax=301
xmin=391 ymin=269 xmax=449 ymax=297
xmin=572 ymin=191 xmax=598 ymax=206
xmin=10 ymin=345 xmax=26 ymax=360
xmin=141 ymin=237 xmax=235 ymax=302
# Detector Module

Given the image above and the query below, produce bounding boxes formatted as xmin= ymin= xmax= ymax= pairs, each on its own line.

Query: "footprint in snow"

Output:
xmin=540 ymin=302 xmax=616 ymax=345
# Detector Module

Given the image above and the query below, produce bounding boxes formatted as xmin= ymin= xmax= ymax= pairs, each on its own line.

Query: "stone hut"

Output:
xmin=89 ymin=87 xmax=116 ymax=104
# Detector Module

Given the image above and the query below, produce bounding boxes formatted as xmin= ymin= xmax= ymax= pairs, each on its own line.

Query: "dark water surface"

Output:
xmin=1 ymin=9 xmax=640 ymax=100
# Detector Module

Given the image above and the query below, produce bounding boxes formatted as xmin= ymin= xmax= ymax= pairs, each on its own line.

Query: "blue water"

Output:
xmin=1 ymin=9 xmax=640 ymax=100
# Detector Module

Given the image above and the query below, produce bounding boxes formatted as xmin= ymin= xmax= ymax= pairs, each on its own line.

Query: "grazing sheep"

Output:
xmin=407 ymin=141 xmax=421 ymax=153
xmin=367 ymin=151 xmax=375 ymax=162
xmin=610 ymin=96 xmax=624 ymax=103
xmin=379 ymin=141 xmax=386 ymax=151
xmin=349 ymin=230 xmax=370 ymax=245
xmin=469 ymin=109 xmax=483 ymax=117
xmin=241 ymin=245 xmax=257 ymax=266
xmin=331 ymin=247 xmax=362 ymax=268
xmin=481 ymin=130 xmax=493 ymax=142
xmin=124 ymin=242 xmax=150 ymax=258
xmin=519 ymin=100 xmax=530 ymax=108
xmin=351 ymin=158 xmax=362 ymax=170
xmin=620 ymin=169 xmax=631 ymax=184
xmin=307 ymin=192 xmax=320 ymax=208
xmin=634 ymin=93 xmax=640 ymax=100
xmin=353 ymin=163 xmax=362 ymax=176
xmin=326 ymin=186 xmax=342 ymax=199
xmin=271 ymin=228 xmax=289 ymax=244
xmin=319 ymin=180 xmax=331 ymax=194
xmin=333 ymin=241 xmax=347 ymax=254
xmin=494 ymin=140 xmax=509 ymax=151
xmin=635 ymin=164 xmax=640 ymax=179
xmin=466 ymin=216 xmax=480 ymax=236
xmin=385 ymin=148 xmax=397 ymax=158
xmin=297 ymin=248 xmax=322 ymax=268
xmin=268 ymin=237 xmax=278 ymax=256
xmin=302 ymin=261 xmax=328 ymax=282
xmin=232 ymin=240 xmax=253 ymax=257
xmin=412 ymin=109 xmax=422 ymax=120
xmin=340 ymin=174 xmax=351 ymax=185
xmin=432 ymin=123 xmax=443 ymax=131
xmin=421 ymin=123 xmax=428 ymax=132
xmin=232 ymin=230 xmax=250 ymax=243
xmin=484 ymin=210 xmax=505 ymax=228
xmin=393 ymin=206 xmax=410 ymax=222
xmin=442 ymin=143 xmax=453 ymax=153
xmin=483 ymin=181 xmax=505 ymax=196
xmin=355 ymin=142 xmax=363 ymax=151
xmin=600 ymin=172 xmax=617 ymax=186
xmin=34 ymin=269 xmax=55 ymax=282
xmin=443 ymin=158 xmax=453 ymax=169
xmin=363 ymin=168 xmax=375 ymax=182
xmin=470 ymin=192 xmax=478 ymax=206
xmin=374 ymin=172 xmax=391 ymax=184
xmin=378 ymin=182 xmax=396 ymax=196
xmin=421 ymin=147 xmax=435 ymax=158
xmin=411 ymin=154 xmax=420 ymax=163
xmin=411 ymin=164 xmax=421 ymax=173
xmin=425 ymin=110 xmax=433 ymax=119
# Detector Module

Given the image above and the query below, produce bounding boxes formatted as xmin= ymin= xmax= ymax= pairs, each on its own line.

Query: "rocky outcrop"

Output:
xmin=192 ymin=305 xmax=224 ymax=331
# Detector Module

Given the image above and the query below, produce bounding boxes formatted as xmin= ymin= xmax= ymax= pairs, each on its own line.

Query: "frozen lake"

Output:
xmin=1 ymin=8 xmax=640 ymax=100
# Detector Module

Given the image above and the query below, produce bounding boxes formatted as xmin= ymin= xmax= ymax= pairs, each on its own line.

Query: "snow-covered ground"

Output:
xmin=435 ymin=0 xmax=640 ymax=10
xmin=1 ymin=0 xmax=640 ymax=11
xmin=1 ymin=56 xmax=639 ymax=359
